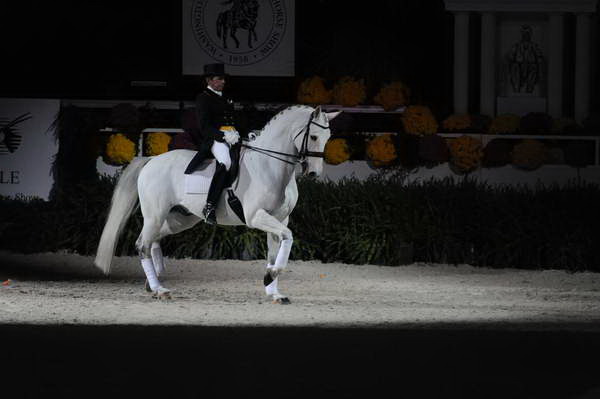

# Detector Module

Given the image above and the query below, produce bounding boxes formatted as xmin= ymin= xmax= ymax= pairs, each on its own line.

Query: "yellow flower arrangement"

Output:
xmin=489 ymin=114 xmax=520 ymax=134
xmin=366 ymin=134 xmax=397 ymax=167
xmin=145 ymin=132 xmax=172 ymax=156
xmin=446 ymin=135 xmax=483 ymax=173
xmin=401 ymin=105 xmax=438 ymax=136
xmin=512 ymin=139 xmax=547 ymax=170
xmin=442 ymin=114 xmax=471 ymax=132
xmin=105 ymin=133 xmax=136 ymax=165
xmin=332 ymin=76 xmax=366 ymax=107
xmin=373 ymin=81 xmax=410 ymax=111
xmin=297 ymin=76 xmax=332 ymax=105
xmin=324 ymin=138 xmax=351 ymax=165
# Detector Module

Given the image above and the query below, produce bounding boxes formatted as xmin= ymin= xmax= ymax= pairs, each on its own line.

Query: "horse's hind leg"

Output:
xmin=149 ymin=211 xmax=201 ymax=279
xmin=137 ymin=213 xmax=171 ymax=299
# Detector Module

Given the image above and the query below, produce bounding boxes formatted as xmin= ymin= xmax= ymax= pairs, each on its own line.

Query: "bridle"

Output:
xmin=240 ymin=113 xmax=329 ymax=166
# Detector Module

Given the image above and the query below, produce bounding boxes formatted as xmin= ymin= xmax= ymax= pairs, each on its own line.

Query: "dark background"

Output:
xmin=0 ymin=0 xmax=461 ymax=117
xmin=2 ymin=324 xmax=600 ymax=398
xmin=2 ymin=1 xmax=599 ymax=118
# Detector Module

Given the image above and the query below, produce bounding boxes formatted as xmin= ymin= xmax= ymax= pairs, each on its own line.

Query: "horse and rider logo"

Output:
xmin=217 ymin=0 xmax=259 ymax=49
xmin=191 ymin=0 xmax=287 ymax=66
xmin=0 ymin=113 xmax=31 ymax=155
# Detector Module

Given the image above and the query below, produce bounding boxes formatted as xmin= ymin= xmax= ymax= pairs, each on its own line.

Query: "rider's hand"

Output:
xmin=223 ymin=129 xmax=240 ymax=145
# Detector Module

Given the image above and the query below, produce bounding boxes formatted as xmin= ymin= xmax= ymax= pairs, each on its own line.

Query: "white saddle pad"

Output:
xmin=184 ymin=161 xmax=216 ymax=194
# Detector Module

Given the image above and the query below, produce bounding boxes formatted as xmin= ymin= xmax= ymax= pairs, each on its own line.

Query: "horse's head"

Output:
xmin=295 ymin=106 xmax=341 ymax=178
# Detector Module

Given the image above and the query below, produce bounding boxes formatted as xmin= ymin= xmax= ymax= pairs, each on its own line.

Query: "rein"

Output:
xmin=241 ymin=114 xmax=328 ymax=166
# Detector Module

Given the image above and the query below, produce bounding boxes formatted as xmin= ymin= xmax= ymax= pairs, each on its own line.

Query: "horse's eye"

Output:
xmin=310 ymin=135 xmax=317 ymax=141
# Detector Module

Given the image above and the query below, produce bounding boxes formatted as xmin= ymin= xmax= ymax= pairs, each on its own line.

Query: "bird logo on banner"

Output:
xmin=0 ymin=113 xmax=31 ymax=155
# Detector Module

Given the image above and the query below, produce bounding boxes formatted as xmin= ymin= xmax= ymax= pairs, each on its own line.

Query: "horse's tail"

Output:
xmin=94 ymin=157 xmax=151 ymax=275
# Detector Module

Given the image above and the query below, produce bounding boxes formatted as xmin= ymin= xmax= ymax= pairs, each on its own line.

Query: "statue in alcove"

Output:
xmin=506 ymin=25 xmax=544 ymax=93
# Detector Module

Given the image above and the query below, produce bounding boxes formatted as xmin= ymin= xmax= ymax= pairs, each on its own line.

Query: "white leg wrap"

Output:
xmin=265 ymin=264 xmax=279 ymax=296
xmin=141 ymin=258 xmax=160 ymax=292
xmin=150 ymin=242 xmax=166 ymax=277
xmin=274 ymin=238 xmax=292 ymax=269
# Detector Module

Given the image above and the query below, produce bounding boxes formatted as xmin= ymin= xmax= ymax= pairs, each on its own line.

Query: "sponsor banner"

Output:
xmin=182 ymin=0 xmax=295 ymax=76
xmin=0 ymin=98 xmax=59 ymax=200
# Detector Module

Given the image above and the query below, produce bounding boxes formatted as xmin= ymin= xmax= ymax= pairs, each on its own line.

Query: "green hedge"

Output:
xmin=1 ymin=175 xmax=599 ymax=272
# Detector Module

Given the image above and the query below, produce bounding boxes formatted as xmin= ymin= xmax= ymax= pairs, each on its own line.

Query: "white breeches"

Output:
xmin=212 ymin=141 xmax=231 ymax=170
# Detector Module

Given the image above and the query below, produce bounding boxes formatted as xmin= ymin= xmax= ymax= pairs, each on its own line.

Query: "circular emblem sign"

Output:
xmin=192 ymin=0 xmax=287 ymax=66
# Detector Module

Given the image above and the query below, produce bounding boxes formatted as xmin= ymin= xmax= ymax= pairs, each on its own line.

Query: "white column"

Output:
xmin=547 ymin=13 xmax=564 ymax=119
xmin=575 ymin=12 xmax=592 ymax=123
xmin=480 ymin=12 xmax=496 ymax=117
xmin=453 ymin=11 xmax=470 ymax=115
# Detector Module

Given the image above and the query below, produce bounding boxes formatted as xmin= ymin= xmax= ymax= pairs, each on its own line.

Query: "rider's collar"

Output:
xmin=207 ymin=86 xmax=223 ymax=97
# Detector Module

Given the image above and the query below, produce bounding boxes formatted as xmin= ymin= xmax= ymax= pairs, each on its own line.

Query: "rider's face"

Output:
xmin=207 ymin=76 xmax=226 ymax=92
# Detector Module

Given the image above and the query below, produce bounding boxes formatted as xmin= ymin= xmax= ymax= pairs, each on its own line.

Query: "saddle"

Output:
xmin=183 ymin=144 xmax=246 ymax=224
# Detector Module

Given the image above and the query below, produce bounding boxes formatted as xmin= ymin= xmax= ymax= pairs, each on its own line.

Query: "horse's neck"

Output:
xmin=254 ymin=113 xmax=302 ymax=154
xmin=243 ymin=109 xmax=307 ymax=185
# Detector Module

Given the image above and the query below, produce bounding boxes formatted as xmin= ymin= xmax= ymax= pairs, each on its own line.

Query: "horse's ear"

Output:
xmin=313 ymin=105 xmax=322 ymax=118
xmin=325 ymin=111 xmax=341 ymax=121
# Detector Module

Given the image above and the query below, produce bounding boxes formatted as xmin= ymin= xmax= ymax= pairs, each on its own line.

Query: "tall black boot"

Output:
xmin=202 ymin=162 xmax=228 ymax=225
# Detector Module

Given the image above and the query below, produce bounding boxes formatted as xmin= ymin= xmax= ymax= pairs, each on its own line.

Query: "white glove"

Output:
xmin=223 ymin=129 xmax=240 ymax=145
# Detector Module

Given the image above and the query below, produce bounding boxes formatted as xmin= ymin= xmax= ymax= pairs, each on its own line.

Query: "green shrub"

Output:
xmin=1 ymin=176 xmax=599 ymax=272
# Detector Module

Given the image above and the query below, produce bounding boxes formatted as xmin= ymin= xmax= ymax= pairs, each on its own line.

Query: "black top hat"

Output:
xmin=203 ymin=63 xmax=228 ymax=78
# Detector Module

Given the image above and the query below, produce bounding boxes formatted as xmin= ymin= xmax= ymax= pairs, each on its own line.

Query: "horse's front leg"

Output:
xmin=265 ymin=231 xmax=290 ymax=303
xmin=249 ymin=209 xmax=292 ymax=304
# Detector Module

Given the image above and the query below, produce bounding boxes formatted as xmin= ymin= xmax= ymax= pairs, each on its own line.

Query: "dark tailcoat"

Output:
xmin=170 ymin=89 xmax=247 ymax=172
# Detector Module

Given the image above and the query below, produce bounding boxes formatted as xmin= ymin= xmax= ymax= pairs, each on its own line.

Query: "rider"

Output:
xmin=178 ymin=63 xmax=247 ymax=224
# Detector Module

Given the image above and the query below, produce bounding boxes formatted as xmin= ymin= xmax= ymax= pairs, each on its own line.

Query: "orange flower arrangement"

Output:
xmin=512 ymin=139 xmax=547 ymax=170
xmin=401 ymin=105 xmax=438 ymax=136
xmin=332 ymin=76 xmax=366 ymax=107
xmin=366 ymin=134 xmax=397 ymax=167
xmin=297 ymin=76 xmax=332 ymax=105
xmin=373 ymin=81 xmax=410 ymax=111
xmin=446 ymin=135 xmax=483 ymax=173
xmin=324 ymin=138 xmax=351 ymax=165
xmin=442 ymin=114 xmax=471 ymax=132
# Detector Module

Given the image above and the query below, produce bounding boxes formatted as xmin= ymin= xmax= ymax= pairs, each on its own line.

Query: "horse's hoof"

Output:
xmin=151 ymin=287 xmax=171 ymax=300
xmin=272 ymin=297 xmax=291 ymax=305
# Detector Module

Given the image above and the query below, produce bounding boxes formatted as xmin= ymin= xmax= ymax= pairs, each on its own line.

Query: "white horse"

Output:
xmin=94 ymin=105 xmax=340 ymax=303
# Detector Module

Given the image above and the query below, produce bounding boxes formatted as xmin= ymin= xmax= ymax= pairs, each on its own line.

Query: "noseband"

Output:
xmin=241 ymin=113 xmax=328 ymax=166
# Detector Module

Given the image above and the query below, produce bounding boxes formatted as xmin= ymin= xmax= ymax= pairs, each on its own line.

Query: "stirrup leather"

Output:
xmin=202 ymin=202 xmax=217 ymax=224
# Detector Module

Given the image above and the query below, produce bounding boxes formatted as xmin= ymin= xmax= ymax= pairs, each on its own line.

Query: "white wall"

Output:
xmin=322 ymin=161 xmax=600 ymax=187
xmin=0 ymin=98 xmax=60 ymax=200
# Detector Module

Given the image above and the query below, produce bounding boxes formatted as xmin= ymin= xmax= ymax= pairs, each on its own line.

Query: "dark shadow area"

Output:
xmin=0 ymin=263 xmax=104 ymax=282
xmin=1 ymin=324 xmax=599 ymax=398
xmin=0 ymin=254 xmax=105 ymax=282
